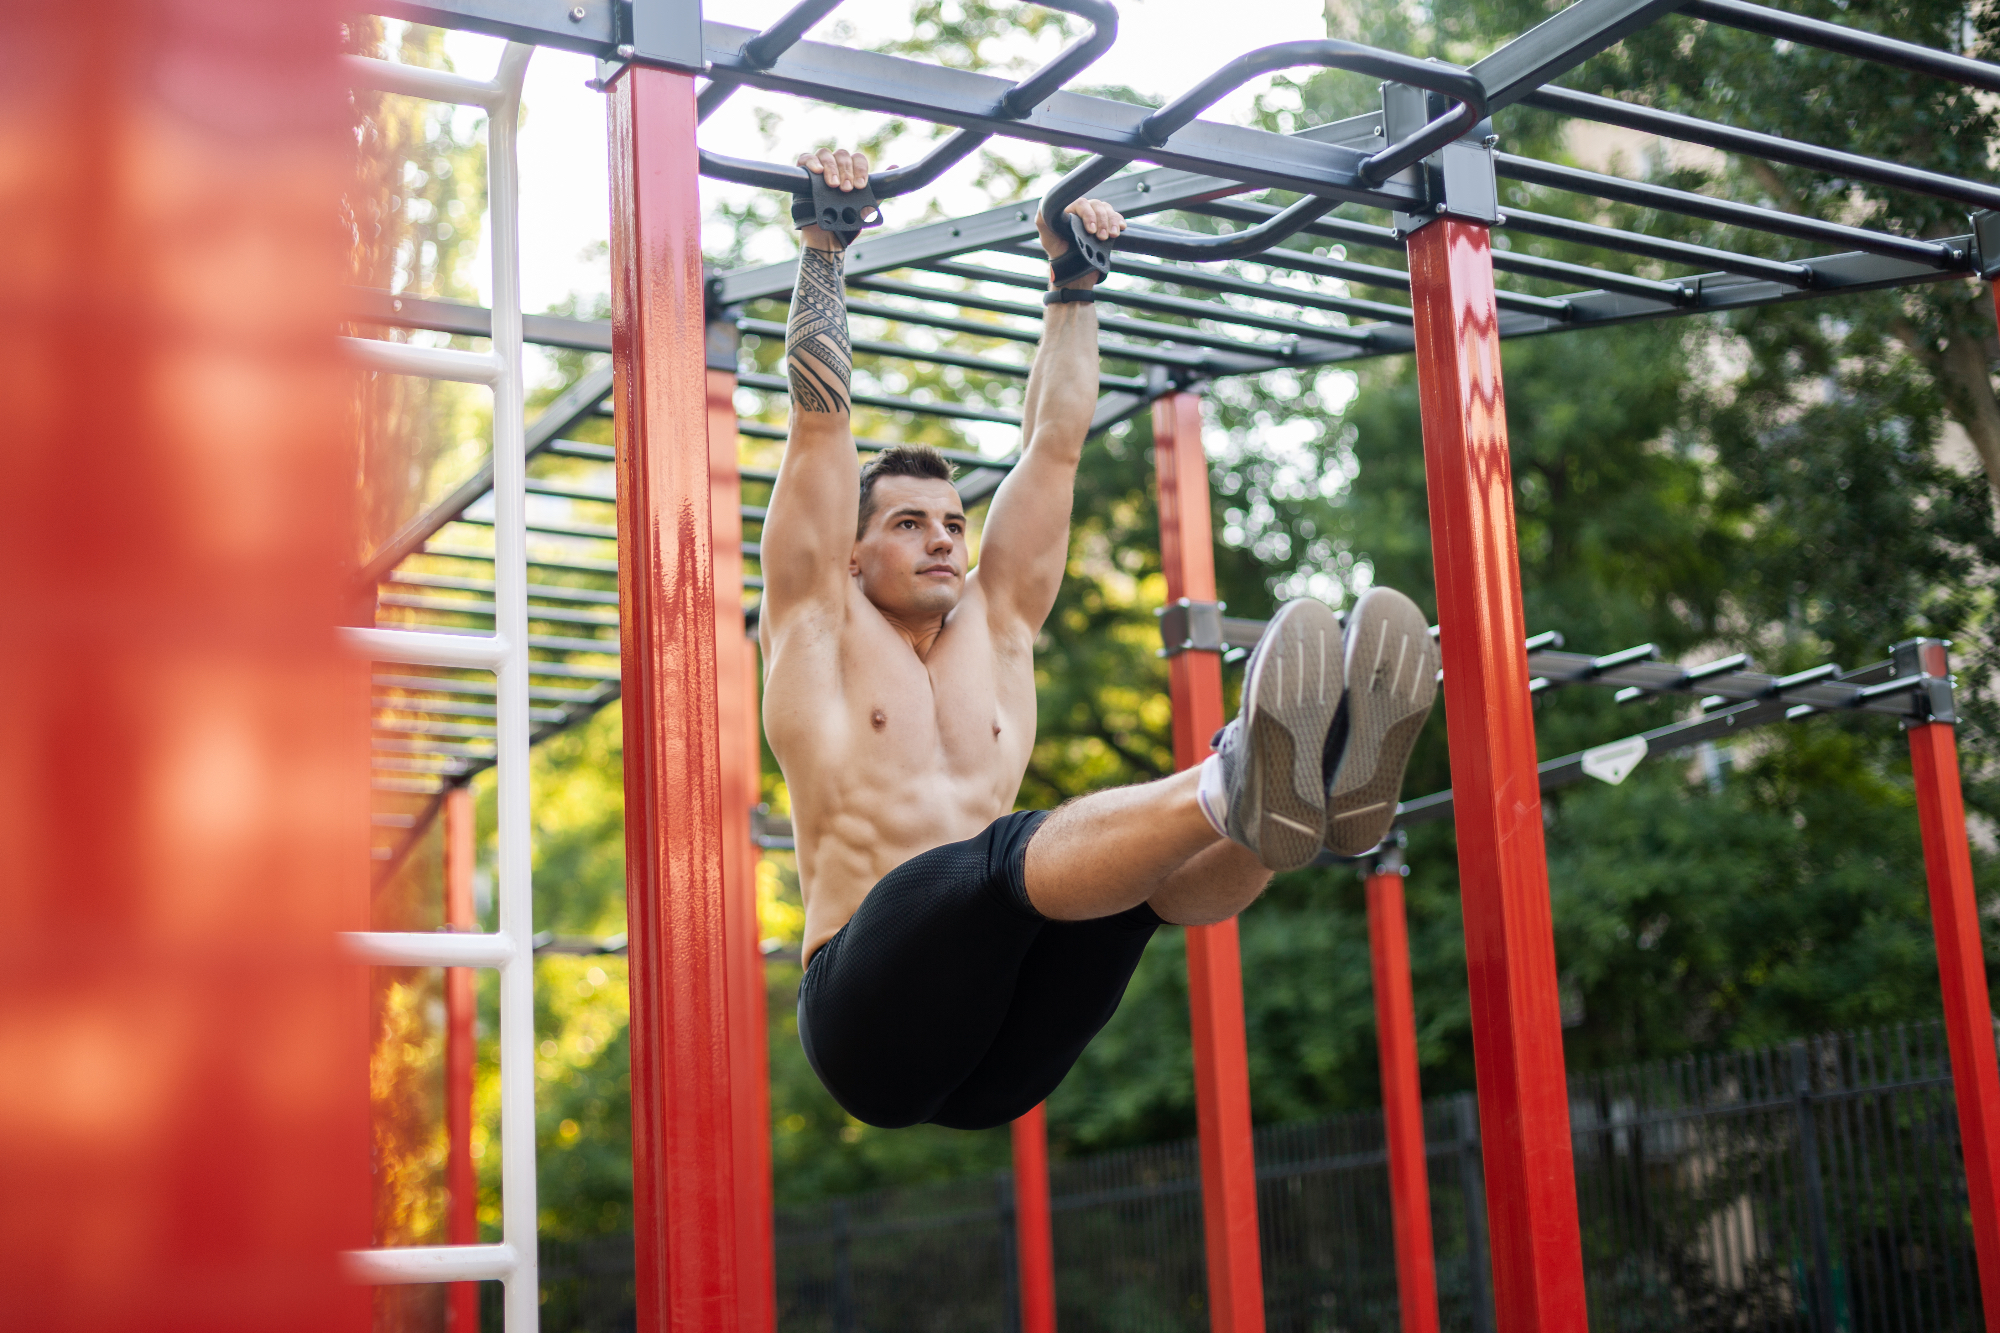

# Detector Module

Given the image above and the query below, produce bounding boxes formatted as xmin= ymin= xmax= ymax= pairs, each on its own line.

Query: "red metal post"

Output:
xmin=610 ymin=66 xmax=741 ymax=1333
xmin=445 ymin=784 xmax=481 ymax=1330
xmin=1366 ymin=857 xmax=1442 ymax=1333
xmin=709 ymin=333 xmax=778 ymax=1333
xmin=0 ymin=0 xmax=370 ymax=1326
xmin=1906 ymin=641 xmax=2000 ymax=1330
xmin=1152 ymin=391 xmax=1267 ymax=1333
xmin=1405 ymin=218 xmax=1587 ymax=1333
xmin=1012 ymin=1105 xmax=1059 ymax=1333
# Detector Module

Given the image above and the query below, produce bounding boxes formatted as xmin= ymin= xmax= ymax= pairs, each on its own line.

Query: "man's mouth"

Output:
xmin=919 ymin=565 xmax=957 ymax=578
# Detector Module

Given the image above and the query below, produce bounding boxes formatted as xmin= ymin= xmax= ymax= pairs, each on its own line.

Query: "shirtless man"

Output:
xmin=760 ymin=146 xmax=1440 ymax=1131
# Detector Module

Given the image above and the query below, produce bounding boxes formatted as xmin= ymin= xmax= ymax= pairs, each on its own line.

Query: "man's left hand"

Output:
xmin=1036 ymin=198 xmax=1127 ymax=287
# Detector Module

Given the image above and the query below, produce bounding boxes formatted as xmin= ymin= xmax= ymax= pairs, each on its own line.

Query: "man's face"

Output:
xmin=849 ymin=475 xmax=968 ymax=621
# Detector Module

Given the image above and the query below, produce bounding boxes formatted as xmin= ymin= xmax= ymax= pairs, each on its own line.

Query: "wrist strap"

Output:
xmin=1043 ymin=287 xmax=1098 ymax=306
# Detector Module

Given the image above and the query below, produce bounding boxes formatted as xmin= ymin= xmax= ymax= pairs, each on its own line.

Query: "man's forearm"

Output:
xmin=787 ymin=241 xmax=852 ymax=417
xmin=1019 ymin=301 xmax=1100 ymax=459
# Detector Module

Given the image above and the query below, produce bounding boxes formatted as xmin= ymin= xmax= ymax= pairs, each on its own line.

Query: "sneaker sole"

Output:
xmin=1325 ymin=588 xmax=1439 ymax=857
xmin=1240 ymin=599 xmax=1344 ymax=872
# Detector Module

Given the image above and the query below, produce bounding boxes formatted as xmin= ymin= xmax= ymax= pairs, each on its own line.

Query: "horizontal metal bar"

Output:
xmin=1191 ymin=200 xmax=1691 ymax=304
xmin=1500 ymin=208 xmax=1814 ymax=286
xmin=343 ymin=930 xmax=517 ymax=968
xmin=350 ymin=287 xmax=613 ymax=352
xmin=834 ymin=297 xmax=1217 ymax=369
xmin=424 ymin=544 xmax=619 ymax=575
xmin=344 ymin=54 xmax=507 ymax=108
xmin=381 ymin=592 xmax=619 ymax=627
xmin=734 ymin=370 xmax=1024 ymax=424
xmin=1681 ymin=0 xmax=2000 ymax=96
xmin=387 ymin=572 xmax=620 ymax=606
xmin=342 ymin=336 xmax=504 ymax=384
xmin=527 ymin=479 xmax=615 ymax=503
xmin=1497 ymin=154 xmax=1962 ymax=269
xmin=374 ymin=695 xmax=568 ymax=724
xmin=848 ymin=277 xmax=1326 ymax=355
xmin=1523 ymin=85 xmax=2000 ymax=213
xmin=342 ymin=626 xmax=507 ymax=671
xmin=931 ymin=256 xmax=1409 ymax=331
xmin=373 ymin=718 xmax=501 ymax=740
xmin=542 ymin=439 xmax=614 ymax=461
xmin=372 ymin=673 xmax=604 ymax=703
xmin=375 ymin=0 xmax=614 ymax=55
xmin=734 ymin=316 xmax=1150 ymax=391
xmin=343 ymin=1242 xmax=521 ymax=1285
xmin=734 ymin=421 xmax=1018 ymax=472
xmin=373 ymin=736 xmax=496 ymax=759
xmin=454 ymin=513 xmax=618 ymax=542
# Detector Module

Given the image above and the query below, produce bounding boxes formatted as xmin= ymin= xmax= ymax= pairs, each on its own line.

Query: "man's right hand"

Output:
xmin=797 ymin=146 xmax=870 ymax=250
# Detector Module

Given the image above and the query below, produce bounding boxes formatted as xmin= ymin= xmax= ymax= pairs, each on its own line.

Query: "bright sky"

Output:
xmin=444 ymin=0 xmax=1331 ymax=347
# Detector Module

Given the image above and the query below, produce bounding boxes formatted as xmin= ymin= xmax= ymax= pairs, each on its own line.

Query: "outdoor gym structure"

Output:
xmin=9 ymin=0 xmax=2000 ymax=1330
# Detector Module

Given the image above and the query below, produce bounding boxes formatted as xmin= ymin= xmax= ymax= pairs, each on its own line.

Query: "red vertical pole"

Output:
xmin=610 ymin=66 xmax=740 ymax=1333
xmin=1012 ymin=1106 xmax=1059 ymax=1333
xmin=1906 ymin=641 xmax=2000 ymax=1330
xmin=1406 ymin=218 xmax=1586 ymax=1333
xmin=709 ymin=330 xmax=778 ymax=1333
xmin=1366 ymin=854 xmax=1442 ymax=1333
xmin=445 ymin=785 xmax=481 ymax=1330
xmin=1153 ymin=392 xmax=1267 ymax=1333
xmin=0 ymin=1 xmax=370 ymax=1327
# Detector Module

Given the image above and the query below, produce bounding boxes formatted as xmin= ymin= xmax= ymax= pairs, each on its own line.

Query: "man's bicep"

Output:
xmin=760 ymin=425 xmax=859 ymax=610
xmin=971 ymin=446 xmax=1076 ymax=626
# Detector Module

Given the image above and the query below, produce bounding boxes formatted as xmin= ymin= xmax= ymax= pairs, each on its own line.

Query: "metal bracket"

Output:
xmin=593 ymin=0 xmax=705 ymax=87
xmin=1384 ymin=82 xmax=1500 ymax=237
xmin=1972 ymin=211 xmax=2000 ymax=281
xmin=1892 ymin=637 xmax=1957 ymax=725
xmin=1157 ymin=598 xmax=1226 ymax=657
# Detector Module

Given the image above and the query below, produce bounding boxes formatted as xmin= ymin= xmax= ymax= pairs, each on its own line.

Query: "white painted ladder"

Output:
xmin=337 ymin=41 xmax=541 ymax=1333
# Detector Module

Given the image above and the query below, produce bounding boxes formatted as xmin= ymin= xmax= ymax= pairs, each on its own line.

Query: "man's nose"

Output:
xmin=927 ymin=525 xmax=954 ymax=553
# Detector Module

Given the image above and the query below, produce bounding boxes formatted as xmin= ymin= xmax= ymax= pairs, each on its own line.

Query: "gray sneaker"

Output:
xmin=1323 ymin=587 xmax=1439 ymax=858
xmin=1211 ymin=598 xmax=1344 ymax=872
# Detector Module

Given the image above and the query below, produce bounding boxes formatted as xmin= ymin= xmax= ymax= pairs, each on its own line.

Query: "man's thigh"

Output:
xmin=797 ymin=812 xmax=1049 ymax=1127
xmin=927 ymin=904 xmax=1160 ymax=1131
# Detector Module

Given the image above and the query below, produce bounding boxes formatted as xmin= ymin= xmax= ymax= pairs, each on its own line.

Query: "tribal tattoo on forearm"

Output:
xmin=786 ymin=244 xmax=851 ymax=416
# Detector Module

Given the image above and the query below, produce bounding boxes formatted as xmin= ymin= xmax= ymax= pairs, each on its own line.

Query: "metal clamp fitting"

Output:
xmin=1157 ymin=598 xmax=1225 ymax=657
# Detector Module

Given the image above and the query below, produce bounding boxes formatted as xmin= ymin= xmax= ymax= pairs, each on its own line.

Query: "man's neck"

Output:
xmin=874 ymin=604 xmax=950 ymax=660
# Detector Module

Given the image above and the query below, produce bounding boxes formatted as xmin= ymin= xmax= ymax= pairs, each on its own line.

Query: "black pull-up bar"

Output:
xmin=697 ymin=0 xmax=1118 ymax=199
xmin=1038 ymin=41 xmax=1488 ymax=266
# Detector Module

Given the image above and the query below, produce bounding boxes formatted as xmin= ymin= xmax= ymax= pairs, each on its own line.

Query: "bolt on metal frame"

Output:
xmin=354 ymin=1 xmax=2000 ymax=1330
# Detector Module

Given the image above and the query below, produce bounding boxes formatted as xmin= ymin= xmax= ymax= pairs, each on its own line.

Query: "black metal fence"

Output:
xmin=530 ymin=1019 xmax=1981 ymax=1332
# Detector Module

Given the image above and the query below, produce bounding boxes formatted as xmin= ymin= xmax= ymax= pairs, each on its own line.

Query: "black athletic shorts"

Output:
xmin=797 ymin=810 xmax=1163 ymax=1131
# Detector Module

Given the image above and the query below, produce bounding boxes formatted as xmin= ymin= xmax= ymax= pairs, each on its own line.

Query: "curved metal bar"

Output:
xmin=1037 ymin=40 xmax=1485 ymax=264
xmin=1137 ymin=40 xmax=1486 ymax=186
xmin=697 ymin=0 xmax=846 ymax=121
xmin=1115 ymin=194 xmax=1344 ymax=262
xmin=1524 ymin=85 xmax=2000 ymax=213
xmin=698 ymin=0 xmax=1117 ymax=197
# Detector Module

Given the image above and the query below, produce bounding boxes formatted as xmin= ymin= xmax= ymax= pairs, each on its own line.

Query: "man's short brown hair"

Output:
xmin=857 ymin=443 xmax=958 ymax=537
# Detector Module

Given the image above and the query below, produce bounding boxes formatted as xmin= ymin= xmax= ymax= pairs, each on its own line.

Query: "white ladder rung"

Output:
xmin=344 ymin=1243 xmax=520 ymax=1285
xmin=342 ymin=626 xmax=508 ymax=671
xmin=343 ymin=336 xmax=504 ymax=385
xmin=344 ymin=931 xmax=517 ymax=969
xmin=343 ymin=54 xmax=507 ymax=109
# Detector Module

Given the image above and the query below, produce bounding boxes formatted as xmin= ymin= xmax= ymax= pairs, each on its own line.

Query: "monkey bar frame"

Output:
xmin=344 ymin=2 xmax=2000 ymax=1330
